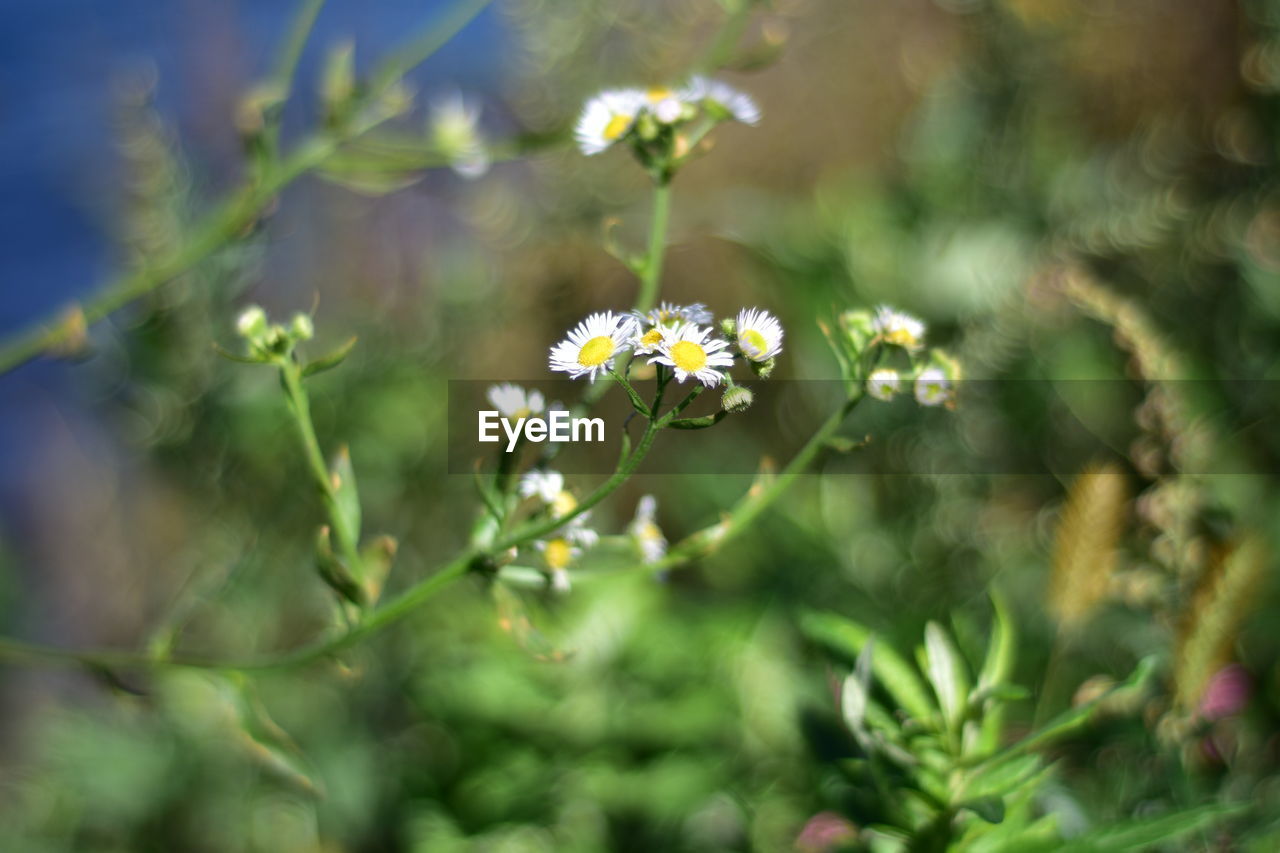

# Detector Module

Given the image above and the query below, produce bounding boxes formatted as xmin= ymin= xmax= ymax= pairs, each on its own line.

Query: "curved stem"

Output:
xmin=279 ymin=358 xmax=362 ymax=575
xmin=0 ymin=391 xmax=857 ymax=672
xmin=0 ymin=0 xmax=494 ymax=378
xmin=646 ymin=391 xmax=863 ymax=572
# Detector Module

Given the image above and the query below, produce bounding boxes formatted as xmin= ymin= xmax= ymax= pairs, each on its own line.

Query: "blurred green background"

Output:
xmin=2 ymin=0 xmax=1280 ymax=850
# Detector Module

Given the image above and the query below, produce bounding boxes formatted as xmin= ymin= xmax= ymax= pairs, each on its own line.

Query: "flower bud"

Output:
xmin=236 ymin=305 xmax=268 ymax=340
xmin=719 ymin=317 xmax=737 ymax=337
xmin=866 ymin=368 xmax=901 ymax=401
xmin=839 ymin=309 xmax=875 ymax=354
xmin=749 ymin=357 xmax=776 ymax=379
xmin=721 ymin=384 xmax=754 ymax=413
xmin=290 ymin=313 xmax=315 ymax=341
xmin=635 ymin=112 xmax=659 ymax=142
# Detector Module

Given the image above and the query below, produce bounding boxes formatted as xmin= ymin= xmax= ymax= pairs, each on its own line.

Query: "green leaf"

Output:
xmin=959 ymin=796 xmax=1005 ymax=825
xmin=978 ymin=587 xmax=1016 ymax=691
xmin=314 ymin=526 xmax=363 ymax=605
xmin=1049 ymin=803 xmax=1249 ymax=852
xmin=963 ymin=754 xmax=1045 ymax=801
xmin=842 ymin=639 xmax=876 ymax=733
xmin=800 ymin=611 xmax=936 ymax=721
xmin=329 ymin=444 xmax=361 ymax=544
xmin=994 ymin=657 xmax=1158 ymax=762
xmin=924 ymin=621 xmax=971 ymax=730
xmin=360 ymin=534 xmax=398 ymax=605
xmin=666 ymin=412 xmax=728 ymax=429
xmin=302 ymin=335 xmax=358 ymax=376
xmin=211 ymin=342 xmax=265 ymax=364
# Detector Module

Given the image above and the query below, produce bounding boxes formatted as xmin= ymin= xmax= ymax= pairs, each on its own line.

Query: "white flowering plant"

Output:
xmin=0 ymin=0 xmax=1265 ymax=850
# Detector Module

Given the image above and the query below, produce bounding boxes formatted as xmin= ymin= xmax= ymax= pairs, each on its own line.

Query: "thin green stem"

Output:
xmin=496 ymin=418 xmax=662 ymax=551
xmin=0 ymin=389 xmax=856 ymax=673
xmin=367 ymin=0 xmax=493 ymax=99
xmin=700 ymin=2 xmax=753 ymax=72
xmin=635 ymin=181 xmax=671 ymax=315
xmin=646 ymin=392 xmax=863 ymax=572
xmin=0 ymin=0 xmax=494 ymax=378
xmin=272 ymin=0 xmax=326 ymax=92
xmin=262 ymin=0 xmax=327 ymax=160
xmin=278 ymin=358 xmax=363 ymax=575
xmin=609 ymin=368 xmax=651 ymax=416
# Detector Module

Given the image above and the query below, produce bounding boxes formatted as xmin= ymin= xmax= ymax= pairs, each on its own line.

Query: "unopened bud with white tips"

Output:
xmin=236 ymin=305 xmax=268 ymax=340
xmin=722 ymin=384 xmax=754 ymax=413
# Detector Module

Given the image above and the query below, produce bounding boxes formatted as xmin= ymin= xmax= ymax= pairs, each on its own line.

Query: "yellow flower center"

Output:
xmin=884 ymin=329 xmax=920 ymax=349
xmin=641 ymin=328 xmax=664 ymax=348
xmin=544 ymin=538 xmax=573 ymax=571
xmin=647 ymin=87 xmax=674 ymax=102
xmin=739 ymin=329 xmax=767 ymax=358
xmin=603 ymin=113 xmax=631 ymax=141
xmin=551 ymin=491 xmax=577 ymax=518
xmin=577 ymin=335 xmax=615 ymax=367
xmin=670 ymin=340 xmax=707 ymax=373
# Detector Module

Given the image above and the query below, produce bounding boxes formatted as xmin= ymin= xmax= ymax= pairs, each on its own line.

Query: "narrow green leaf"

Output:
xmin=978 ymin=586 xmax=1016 ymax=691
xmin=800 ymin=611 xmax=936 ymax=721
xmin=666 ymin=412 xmax=728 ymax=429
xmin=302 ymin=335 xmax=358 ymax=376
xmin=315 ymin=526 xmax=363 ymax=605
xmin=1053 ymin=803 xmax=1249 ymax=852
xmin=842 ymin=639 xmax=875 ymax=733
xmin=329 ymin=444 xmax=361 ymax=544
xmin=925 ymin=621 xmax=971 ymax=729
xmin=958 ymin=796 xmax=1005 ymax=825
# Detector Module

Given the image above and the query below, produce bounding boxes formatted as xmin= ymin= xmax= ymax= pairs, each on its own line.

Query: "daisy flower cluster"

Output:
xmin=549 ymin=303 xmax=784 ymax=398
xmin=574 ymin=77 xmax=760 ymax=176
xmin=835 ymin=305 xmax=962 ymax=408
xmin=513 ymin=469 xmax=670 ymax=592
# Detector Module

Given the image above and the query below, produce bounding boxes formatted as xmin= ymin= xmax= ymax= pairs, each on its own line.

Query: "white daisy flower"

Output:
xmin=535 ymin=521 xmax=598 ymax=593
xmin=549 ymin=311 xmax=636 ymax=382
xmin=519 ymin=469 xmax=564 ymax=504
xmin=649 ymin=322 xmax=735 ymax=387
xmin=630 ymin=302 xmax=713 ymax=354
xmin=486 ymin=383 xmax=545 ymax=420
xmin=735 ymin=307 xmax=784 ymax=362
xmin=642 ymin=86 xmax=686 ymax=124
xmin=867 ymin=368 xmax=901 ymax=401
xmin=628 ymin=495 xmax=667 ymax=565
xmin=641 ymin=301 xmax=714 ymax=326
xmin=575 ymin=89 xmax=645 ymax=155
xmin=872 ymin=306 xmax=926 ymax=351
xmin=915 ymin=367 xmax=953 ymax=407
xmin=681 ymin=76 xmax=761 ymax=126
xmin=429 ymin=92 xmax=489 ymax=179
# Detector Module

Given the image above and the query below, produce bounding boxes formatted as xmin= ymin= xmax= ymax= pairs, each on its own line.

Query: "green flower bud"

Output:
xmin=635 ymin=112 xmax=659 ymax=142
xmin=839 ymin=309 xmax=875 ymax=354
xmin=749 ymin=356 xmax=776 ymax=379
xmin=721 ymin=384 xmax=754 ymax=413
xmin=719 ymin=317 xmax=737 ymax=338
xmin=290 ymin=313 xmax=315 ymax=341
xmin=235 ymin=305 xmax=268 ymax=340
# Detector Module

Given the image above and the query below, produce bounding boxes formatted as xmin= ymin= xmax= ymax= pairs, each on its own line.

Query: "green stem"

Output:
xmin=262 ymin=0 xmax=327 ymax=160
xmin=279 ymin=358 xmax=362 ymax=575
xmin=496 ymin=418 xmax=662 ymax=551
xmin=647 ymin=392 xmax=863 ymax=571
xmin=635 ymin=181 xmax=671 ymax=315
xmin=0 ymin=0 xmax=493 ymax=378
xmin=0 ymin=390 xmax=857 ymax=673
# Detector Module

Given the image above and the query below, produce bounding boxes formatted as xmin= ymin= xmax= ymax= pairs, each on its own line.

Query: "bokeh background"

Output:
xmin=2 ymin=0 xmax=1280 ymax=850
